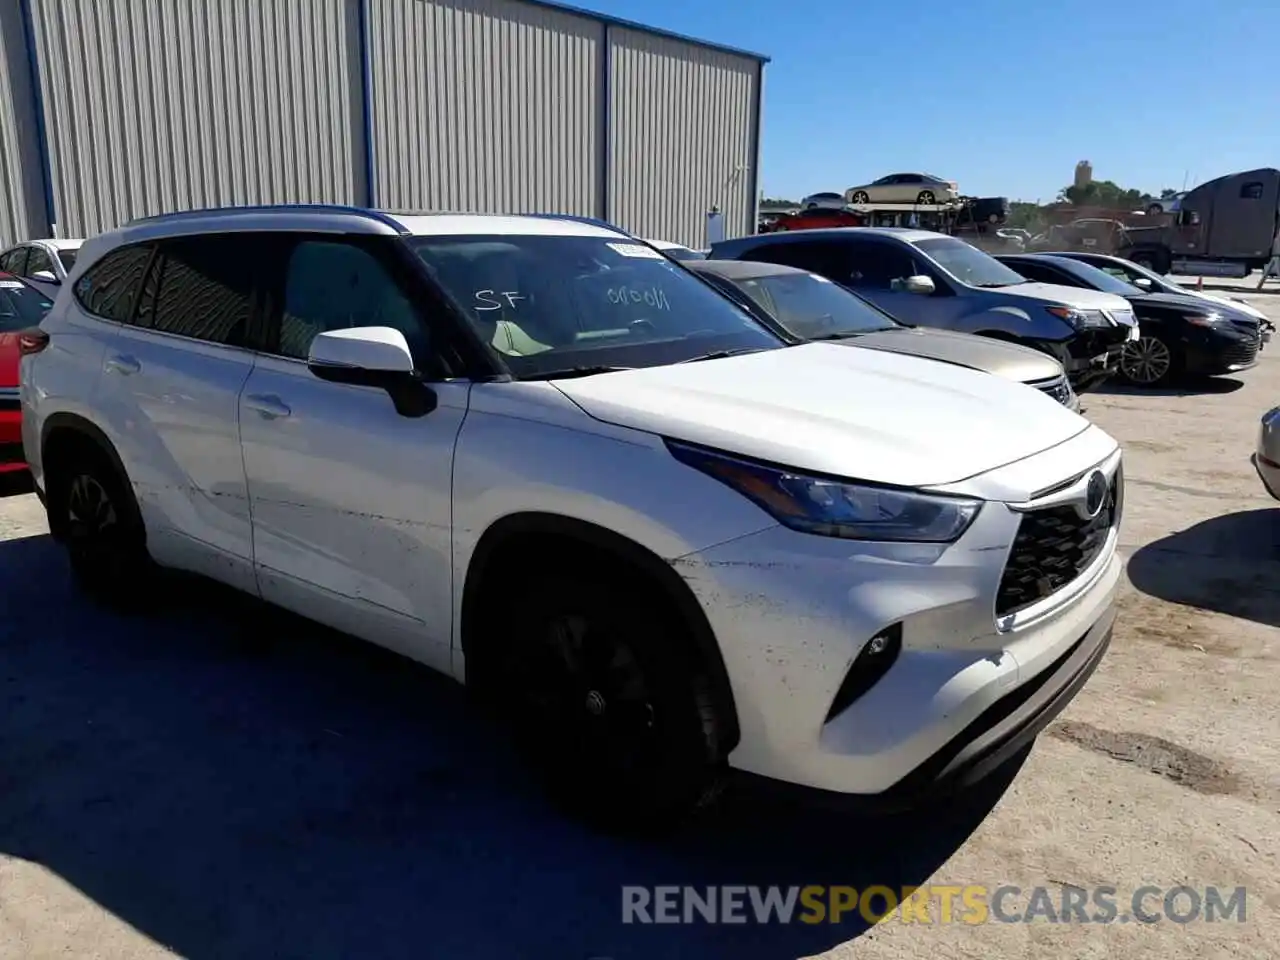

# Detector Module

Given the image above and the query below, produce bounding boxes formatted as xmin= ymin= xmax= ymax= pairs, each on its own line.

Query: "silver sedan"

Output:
xmin=1256 ymin=406 xmax=1280 ymax=500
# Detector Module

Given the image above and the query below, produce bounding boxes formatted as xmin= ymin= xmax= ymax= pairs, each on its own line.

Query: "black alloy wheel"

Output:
xmin=1119 ymin=333 xmax=1178 ymax=385
xmin=487 ymin=571 xmax=724 ymax=831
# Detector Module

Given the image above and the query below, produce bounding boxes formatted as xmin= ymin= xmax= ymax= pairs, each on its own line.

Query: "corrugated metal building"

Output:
xmin=1 ymin=0 xmax=766 ymax=250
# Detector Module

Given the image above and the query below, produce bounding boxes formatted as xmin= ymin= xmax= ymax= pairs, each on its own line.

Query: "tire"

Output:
xmin=916 ymin=191 xmax=936 ymax=205
xmin=1119 ymin=333 xmax=1181 ymax=386
xmin=49 ymin=444 xmax=152 ymax=608
xmin=480 ymin=568 xmax=725 ymax=832
xmin=850 ymin=191 xmax=870 ymax=204
xmin=1130 ymin=249 xmax=1170 ymax=275
xmin=1146 ymin=203 xmax=1164 ymax=215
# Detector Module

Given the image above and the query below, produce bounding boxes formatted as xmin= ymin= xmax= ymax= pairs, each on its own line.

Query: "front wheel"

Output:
xmin=1119 ymin=334 xmax=1180 ymax=386
xmin=850 ymin=191 xmax=870 ymax=204
xmin=916 ymin=191 xmax=936 ymax=205
xmin=483 ymin=570 xmax=725 ymax=832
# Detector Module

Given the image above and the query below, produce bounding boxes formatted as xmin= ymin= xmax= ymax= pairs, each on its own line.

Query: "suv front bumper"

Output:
xmin=674 ymin=430 xmax=1122 ymax=801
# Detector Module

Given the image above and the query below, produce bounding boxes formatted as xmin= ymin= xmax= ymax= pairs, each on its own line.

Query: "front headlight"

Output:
xmin=667 ymin=441 xmax=983 ymax=543
xmin=1045 ymin=305 xmax=1111 ymax=329
xmin=1185 ymin=312 xmax=1226 ymax=327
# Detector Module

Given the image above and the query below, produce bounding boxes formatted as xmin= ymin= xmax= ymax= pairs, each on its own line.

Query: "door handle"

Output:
xmin=104 ymin=353 xmax=141 ymax=376
xmin=244 ymin=393 xmax=292 ymax=420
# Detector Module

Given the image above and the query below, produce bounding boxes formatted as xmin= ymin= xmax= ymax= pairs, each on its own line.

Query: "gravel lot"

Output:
xmin=2 ymin=284 xmax=1278 ymax=959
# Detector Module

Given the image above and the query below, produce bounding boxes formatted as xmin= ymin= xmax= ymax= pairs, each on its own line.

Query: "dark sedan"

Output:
xmin=996 ymin=252 xmax=1265 ymax=386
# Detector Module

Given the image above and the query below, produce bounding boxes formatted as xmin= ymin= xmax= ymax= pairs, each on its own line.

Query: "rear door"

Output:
xmin=99 ymin=233 xmax=263 ymax=592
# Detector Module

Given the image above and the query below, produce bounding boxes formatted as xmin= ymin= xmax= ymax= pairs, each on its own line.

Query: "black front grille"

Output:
xmin=995 ymin=470 xmax=1122 ymax=618
xmin=1221 ymin=333 xmax=1260 ymax=368
xmin=1033 ymin=377 xmax=1074 ymax=407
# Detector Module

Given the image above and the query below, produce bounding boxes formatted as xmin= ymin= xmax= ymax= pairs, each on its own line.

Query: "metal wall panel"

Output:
xmin=0 ymin=2 xmax=49 ymax=247
xmin=26 ymin=0 xmax=366 ymax=238
xmin=608 ymin=27 xmax=759 ymax=249
xmin=366 ymin=0 xmax=602 ymax=218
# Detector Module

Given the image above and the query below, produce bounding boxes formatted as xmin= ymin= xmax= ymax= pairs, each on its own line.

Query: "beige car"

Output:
xmin=688 ymin=259 xmax=1080 ymax=412
xmin=846 ymin=173 xmax=959 ymax=206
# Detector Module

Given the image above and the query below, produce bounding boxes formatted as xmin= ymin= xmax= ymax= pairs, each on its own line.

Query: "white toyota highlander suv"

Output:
xmin=20 ymin=205 xmax=1122 ymax=829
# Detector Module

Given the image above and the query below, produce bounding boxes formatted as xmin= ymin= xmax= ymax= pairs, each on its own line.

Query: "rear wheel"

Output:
xmin=850 ymin=191 xmax=870 ymax=204
xmin=48 ymin=444 xmax=152 ymax=607
xmin=916 ymin=191 xmax=936 ymax=205
xmin=1119 ymin=333 xmax=1180 ymax=386
xmin=479 ymin=568 xmax=725 ymax=832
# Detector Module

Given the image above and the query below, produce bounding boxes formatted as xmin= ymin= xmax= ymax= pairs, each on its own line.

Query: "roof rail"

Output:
xmin=125 ymin=203 xmax=408 ymax=233
xmin=521 ymin=212 xmax=636 ymax=237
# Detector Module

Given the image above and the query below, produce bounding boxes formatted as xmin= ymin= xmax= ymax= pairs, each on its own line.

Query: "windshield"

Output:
xmin=913 ymin=237 xmax=1027 ymax=288
xmin=409 ymin=234 xmax=782 ymax=377
xmin=0 ymin=278 xmax=54 ymax=332
xmin=1047 ymin=258 xmax=1143 ymax=296
xmin=1108 ymin=257 xmax=1171 ymax=289
xmin=56 ymin=249 xmax=77 ymax=271
xmin=732 ymin=272 xmax=898 ymax=338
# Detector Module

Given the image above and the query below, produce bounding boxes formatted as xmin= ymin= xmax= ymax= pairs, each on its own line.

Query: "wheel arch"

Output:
xmin=40 ymin=413 xmax=133 ymax=540
xmin=460 ymin=511 xmax=741 ymax=752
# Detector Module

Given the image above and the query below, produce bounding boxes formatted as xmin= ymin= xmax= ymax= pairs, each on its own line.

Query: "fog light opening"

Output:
xmin=824 ymin=623 xmax=903 ymax=722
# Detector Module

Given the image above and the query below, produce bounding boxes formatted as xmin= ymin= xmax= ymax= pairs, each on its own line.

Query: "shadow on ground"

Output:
xmin=1092 ymin=376 xmax=1244 ymax=399
xmin=1128 ymin=507 xmax=1280 ymax=628
xmin=0 ymin=533 xmax=1012 ymax=960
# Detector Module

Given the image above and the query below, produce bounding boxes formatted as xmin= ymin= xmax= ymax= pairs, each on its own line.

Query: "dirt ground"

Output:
xmin=1 ymin=288 xmax=1278 ymax=960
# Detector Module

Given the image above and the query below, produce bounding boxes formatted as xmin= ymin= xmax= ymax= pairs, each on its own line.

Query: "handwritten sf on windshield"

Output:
xmin=473 ymin=286 xmax=671 ymax=311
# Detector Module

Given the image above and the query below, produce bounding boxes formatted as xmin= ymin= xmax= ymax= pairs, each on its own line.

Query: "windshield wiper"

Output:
xmin=522 ymin=365 xmax=633 ymax=380
xmin=677 ymin=347 xmax=769 ymax=364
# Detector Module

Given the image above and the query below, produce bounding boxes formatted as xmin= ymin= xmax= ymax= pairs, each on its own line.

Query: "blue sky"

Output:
xmin=588 ymin=0 xmax=1278 ymax=202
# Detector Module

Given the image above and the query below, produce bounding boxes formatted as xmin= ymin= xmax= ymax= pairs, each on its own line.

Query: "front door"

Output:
xmin=832 ymin=240 xmax=966 ymax=329
xmin=238 ymin=234 xmax=466 ymax=674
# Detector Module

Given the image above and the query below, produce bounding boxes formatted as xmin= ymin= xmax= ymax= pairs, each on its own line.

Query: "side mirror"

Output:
xmin=30 ymin=270 xmax=58 ymax=284
xmin=1133 ymin=277 xmax=1154 ymax=289
xmin=307 ymin=326 xmax=436 ymax=418
xmin=903 ymin=275 xmax=935 ymax=296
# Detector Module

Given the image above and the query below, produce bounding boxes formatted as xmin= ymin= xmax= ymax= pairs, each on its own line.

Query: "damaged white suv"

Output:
xmin=21 ymin=206 xmax=1122 ymax=828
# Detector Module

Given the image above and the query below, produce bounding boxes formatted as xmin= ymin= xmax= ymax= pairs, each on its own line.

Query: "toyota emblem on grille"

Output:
xmin=1083 ymin=471 xmax=1108 ymax=518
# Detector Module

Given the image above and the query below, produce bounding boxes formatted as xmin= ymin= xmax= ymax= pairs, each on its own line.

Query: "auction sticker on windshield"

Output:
xmin=607 ymin=242 xmax=664 ymax=259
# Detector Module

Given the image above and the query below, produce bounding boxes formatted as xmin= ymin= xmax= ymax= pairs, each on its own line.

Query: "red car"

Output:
xmin=767 ymin=208 xmax=867 ymax=232
xmin=0 ymin=272 xmax=55 ymax=473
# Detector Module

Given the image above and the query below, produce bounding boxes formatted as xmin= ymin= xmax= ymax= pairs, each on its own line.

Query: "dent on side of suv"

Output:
xmin=22 ymin=207 xmax=1123 ymax=831
xmin=710 ymin=228 xmax=1139 ymax=392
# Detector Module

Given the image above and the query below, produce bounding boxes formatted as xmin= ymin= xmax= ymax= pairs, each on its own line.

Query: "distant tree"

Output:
xmin=1059 ymin=180 xmax=1152 ymax=208
xmin=761 ymin=197 xmax=801 ymax=207
xmin=1006 ymin=202 xmax=1047 ymax=231
xmin=1159 ymin=187 xmax=1180 ymax=199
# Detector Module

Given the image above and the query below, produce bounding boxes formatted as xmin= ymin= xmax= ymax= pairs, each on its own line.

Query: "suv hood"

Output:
xmin=841 ymin=327 xmax=1064 ymax=384
xmin=998 ymin=281 xmax=1133 ymax=312
xmin=552 ymin=343 xmax=1088 ymax=488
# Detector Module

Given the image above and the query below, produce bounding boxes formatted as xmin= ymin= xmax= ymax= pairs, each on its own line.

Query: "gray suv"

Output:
xmin=710 ymin=228 xmax=1139 ymax=391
